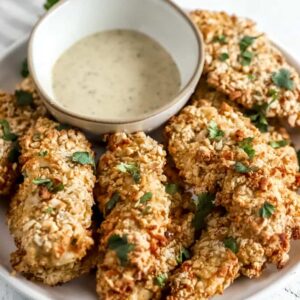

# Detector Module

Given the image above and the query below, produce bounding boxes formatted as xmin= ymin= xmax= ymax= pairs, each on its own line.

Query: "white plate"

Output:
xmin=1 ymin=34 xmax=300 ymax=300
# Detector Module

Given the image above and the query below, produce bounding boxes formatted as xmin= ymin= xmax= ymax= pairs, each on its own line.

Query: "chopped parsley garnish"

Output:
xmin=55 ymin=123 xmax=71 ymax=131
xmin=117 ymin=162 xmax=141 ymax=183
xmin=267 ymin=89 xmax=279 ymax=100
xmin=272 ymin=68 xmax=294 ymax=91
xmin=269 ymin=140 xmax=289 ymax=149
xmin=239 ymin=35 xmax=261 ymax=67
xmin=154 ymin=274 xmax=167 ymax=287
xmin=193 ymin=193 xmax=215 ymax=232
xmin=247 ymin=74 xmax=256 ymax=81
xmin=234 ymin=162 xmax=253 ymax=173
xmin=213 ymin=35 xmax=227 ymax=44
xmin=8 ymin=141 xmax=20 ymax=163
xmin=44 ymin=0 xmax=60 ymax=10
xmin=177 ymin=247 xmax=190 ymax=264
xmin=240 ymin=50 xmax=254 ymax=66
xmin=32 ymin=178 xmax=64 ymax=193
xmin=165 ymin=183 xmax=179 ymax=195
xmin=0 ymin=120 xmax=18 ymax=141
xmin=15 ymin=90 xmax=34 ymax=107
xmin=238 ymin=137 xmax=255 ymax=159
xmin=21 ymin=58 xmax=29 ymax=78
xmin=246 ymin=99 xmax=276 ymax=133
xmin=71 ymin=151 xmax=94 ymax=166
xmin=239 ymin=35 xmax=260 ymax=52
xmin=44 ymin=207 xmax=54 ymax=214
xmin=32 ymin=178 xmax=52 ymax=185
xmin=105 ymin=192 xmax=120 ymax=216
xmin=259 ymin=202 xmax=275 ymax=218
xmin=139 ymin=192 xmax=152 ymax=204
xmin=224 ymin=237 xmax=239 ymax=253
xmin=219 ymin=52 xmax=229 ymax=62
xmin=108 ymin=234 xmax=134 ymax=266
xmin=38 ymin=150 xmax=48 ymax=157
xmin=208 ymin=120 xmax=225 ymax=141
xmin=49 ymin=183 xmax=64 ymax=193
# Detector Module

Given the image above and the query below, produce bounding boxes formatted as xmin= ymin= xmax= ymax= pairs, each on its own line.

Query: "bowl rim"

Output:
xmin=28 ymin=0 xmax=204 ymax=125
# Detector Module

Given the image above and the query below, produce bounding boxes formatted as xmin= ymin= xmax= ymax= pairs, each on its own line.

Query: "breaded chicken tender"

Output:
xmin=191 ymin=10 xmax=300 ymax=127
xmin=96 ymin=132 xmax=195 ymax=300
xmin=0 ymin=77 xmax=46 ymax=196
xmin=168 ymin=212 xmax=239 ymax=300
xmin=166 ymin=99 xmax=300 ymax=298
xmin=8 ymin=117 xmax=96 ymax=285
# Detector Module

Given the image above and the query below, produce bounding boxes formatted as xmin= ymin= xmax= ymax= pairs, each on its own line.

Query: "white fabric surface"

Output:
xmin=0 ymin=0 xmax=300 ymax=299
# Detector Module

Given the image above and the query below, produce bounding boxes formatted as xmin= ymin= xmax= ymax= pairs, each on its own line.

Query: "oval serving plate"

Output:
xmin=1 ymin=38 xmax=300 ymax=300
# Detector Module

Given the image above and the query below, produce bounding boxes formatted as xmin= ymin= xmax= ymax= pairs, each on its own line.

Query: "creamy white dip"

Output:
xmin=52 ymin=29 xmax=181 ymax=119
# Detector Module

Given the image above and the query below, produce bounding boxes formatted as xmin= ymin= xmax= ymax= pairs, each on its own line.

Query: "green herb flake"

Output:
xmin=213 ymin=35 xmax=227 ymax=44
xmin=247 ymin=74 xmax=256 ymax=81
xmin=38 ymin=150 xmax=48 ymax=157
xmin=117 ymin=162 xmax=141 ymax=183
xmin=0 ymin=120 xmax=18 ymax=141
xmin=105 ymin=192 xmax=120 ymax=216
xmin=240 ymin=50 xmax=254 ymax=66
xmin=259 ymin=202 xmax=275 ymax=218
xmin=272 ymin=68 xmax=294 ymax=91
xmin=71 ymin=151 xmax=94 ymax=166
xmin=44 ymin=0 xmax=60 ymax=10
xmin=269 ymin=140 xmax=289 ymax=149
xmin=246 ymin=98 xmax=276 ymax=133
xmin=208 ymin=120 xmax=225 ymax=141
xmin=15 ymin=90 xmax=34 ymax=107
xmin=193 ymin=193 xmax=215 ymax=232
xmin=44 ymin=207 xmax=54 ymax=214
xmin=177 ymin=247 xmax=190 ymax=264
xmin=267 ymin=89 xmax=279 ymax=100
xmin=108 ymin=234 xmax=135 ymax=266
xmin=238 ymin=137 xmax=255 ymax=159
xmin=32 ymin=178 xmax=52 ymax=186
xmin=234 ymin=162 xmax=253 ymax=173
xmin=139 ymin=192 xmax=152 ymax=204
xmin=8 ymin=142 xmax=20 ymax=163
xmin=297 ymin=150 xmax=300 ymax=171
xmin=224 ymin=237 xmax=239 ymax=253
xmin=165 ymin=183 xmax=179 ymax=195
xmin=154 ymin=274 xmax=167 ymax=287
xmin=219 ymin=52 xmax=229 ymax=62
xmin=21 ymin=58 xmax=29 ymax=78
xmin=51 ymin=183 xmax=64 ymax=193
xmin=239 ymin=35 xmax=260 ymax=52
xmin=55 ymin=123 xmax=71 ymax=131
xmin=32 ymin=178 xmax=64 ymax=193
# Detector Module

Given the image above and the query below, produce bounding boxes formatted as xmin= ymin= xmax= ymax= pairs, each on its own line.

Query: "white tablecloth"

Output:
xmin=1 ymin=0 xmax=300 ymax=299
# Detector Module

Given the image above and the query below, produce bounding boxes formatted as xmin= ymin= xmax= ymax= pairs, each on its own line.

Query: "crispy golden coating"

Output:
xmin=191 ymin=10 xmax=300 ymax=127
xmin=96 ymin=132 xmax=195 ymax=300
xmin=166 ymin=99 xmax=300 ymax=298
xmin=0 ymin=77 xmax=46 ymax=196
xmin=168 ymin=212 xmax=240 ymax=300
xmin=165 ymin=100 xmax=260 ymax=194
xmin=7 ymin=117 xmax=96 ymax=285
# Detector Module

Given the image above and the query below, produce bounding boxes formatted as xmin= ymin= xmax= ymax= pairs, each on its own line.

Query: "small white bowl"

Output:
xmin=28 ymin=0 xmax=204 ymax=134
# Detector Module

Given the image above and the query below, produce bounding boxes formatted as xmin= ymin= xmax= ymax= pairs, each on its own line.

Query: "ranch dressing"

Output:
xmin=52 ymin=29 xmax=181 ymax=119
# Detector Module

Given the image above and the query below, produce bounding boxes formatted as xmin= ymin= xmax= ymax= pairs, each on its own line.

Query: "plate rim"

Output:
xmin=1 ymin=35 xmax=300 ymax=300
